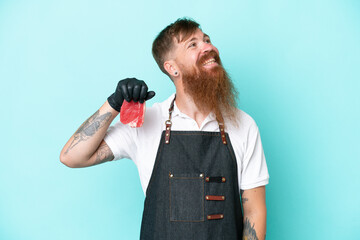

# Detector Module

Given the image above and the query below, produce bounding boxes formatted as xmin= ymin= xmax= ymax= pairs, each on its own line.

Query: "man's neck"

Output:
xmin=175 ymin=90 xmax=210 ymax=128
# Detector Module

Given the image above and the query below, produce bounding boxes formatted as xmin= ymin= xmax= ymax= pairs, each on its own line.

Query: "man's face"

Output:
xmin=173 ymin=28 xmax=221 ymax=77
xmin=167 ymin=28 xmax=237 ymax=124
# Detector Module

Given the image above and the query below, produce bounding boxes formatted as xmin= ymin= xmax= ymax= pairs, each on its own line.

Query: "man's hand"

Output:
xmin=107 ymin=78 xmax=156 ymax=112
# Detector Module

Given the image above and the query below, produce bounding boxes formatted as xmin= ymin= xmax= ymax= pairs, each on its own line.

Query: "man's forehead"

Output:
xmin=167 ymin=29 xmax=209 ymax=58
xmin=185 ymin=33 xmax=210 ymax=44
xmin=177 ymin=29 xmax=209 ymax=44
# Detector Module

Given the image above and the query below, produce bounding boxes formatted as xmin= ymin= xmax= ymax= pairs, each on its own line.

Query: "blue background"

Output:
xmin=1 ymin=0 xmax=359 ymax=239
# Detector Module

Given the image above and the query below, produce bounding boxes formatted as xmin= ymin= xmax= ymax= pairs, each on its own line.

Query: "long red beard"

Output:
xmin=181 ymin=51 xmax=238 ymax=125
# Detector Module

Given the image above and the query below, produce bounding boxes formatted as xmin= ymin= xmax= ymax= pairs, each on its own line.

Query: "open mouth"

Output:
xmin=203 ymin=58 xmax=217 ymax=66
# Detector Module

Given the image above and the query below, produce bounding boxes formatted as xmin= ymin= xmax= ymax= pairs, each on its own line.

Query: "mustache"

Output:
xmin=197 ymin=50 xmax=221 ymax=66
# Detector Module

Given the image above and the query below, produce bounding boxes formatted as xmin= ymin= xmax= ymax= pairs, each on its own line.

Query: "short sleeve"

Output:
xmin=103 ymin=121 xmax=138 ymax=163
xmin=240 ymin=122 xmax=269 ymax=190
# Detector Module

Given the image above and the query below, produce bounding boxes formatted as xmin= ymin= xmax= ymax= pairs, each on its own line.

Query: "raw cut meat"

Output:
xmin=120 ymin=100 xmax=146 ymax=128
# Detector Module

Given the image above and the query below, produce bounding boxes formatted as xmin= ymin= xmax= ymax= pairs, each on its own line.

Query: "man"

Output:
xmin=60 ymin=18 xmax=269 ymax=240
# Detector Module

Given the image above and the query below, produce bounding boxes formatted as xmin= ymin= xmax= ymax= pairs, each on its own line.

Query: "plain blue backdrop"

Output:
xmin=1 ymin=0 xmax=359 ymax=239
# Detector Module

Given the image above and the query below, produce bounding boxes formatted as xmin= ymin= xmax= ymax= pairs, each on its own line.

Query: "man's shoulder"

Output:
xmin=146 ymin=93 xmax=175 ymax=118
xmin=225 ymin=108 xmax=261 ymax=147
xmin=227 ymin=108 xmax=258 ymax=131
xmin=138 ymin=93 xmax=176 ymax=131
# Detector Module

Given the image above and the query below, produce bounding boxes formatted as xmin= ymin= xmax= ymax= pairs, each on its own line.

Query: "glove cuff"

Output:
xmin=107 ymin=94 xmax=121 ymax=112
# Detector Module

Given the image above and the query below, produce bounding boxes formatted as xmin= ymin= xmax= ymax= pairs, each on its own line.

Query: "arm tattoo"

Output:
xmin=95 ymin=142 xmax=114 ymax=164
xmin=243 ymin=217 xmax=259 ymax=240
xmin=65 ymin=110 xmax=112 ymax=153
xmin=240 ymin=190 xmax=249 ymax=204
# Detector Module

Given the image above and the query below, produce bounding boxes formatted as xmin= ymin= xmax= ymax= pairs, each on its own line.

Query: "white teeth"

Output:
xmin=203 ymin=58 xmax=216 ymax=65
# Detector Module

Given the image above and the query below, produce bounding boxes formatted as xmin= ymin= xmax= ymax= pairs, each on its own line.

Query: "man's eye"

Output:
xmin=205 ymin=39 xmax=211 ymax=43
xmin=188 ymin=42 xmax=196 ymax=48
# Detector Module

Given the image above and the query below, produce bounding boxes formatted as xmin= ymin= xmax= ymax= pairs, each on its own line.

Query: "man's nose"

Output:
xmin=201 ymin=42 xmax=214 ymax=53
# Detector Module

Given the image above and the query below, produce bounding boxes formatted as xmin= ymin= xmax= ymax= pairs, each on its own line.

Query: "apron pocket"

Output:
xmin=169 ymin=172 xmax=204 ymax=222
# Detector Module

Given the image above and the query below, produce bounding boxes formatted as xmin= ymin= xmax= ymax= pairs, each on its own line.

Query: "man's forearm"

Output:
xmin=60 ymin=101 xmax=118 ymax=167
xmin=242 ymin=211 xmax=266 ymax=240
xmin=241 ymin=187 xmax=267 ymax=240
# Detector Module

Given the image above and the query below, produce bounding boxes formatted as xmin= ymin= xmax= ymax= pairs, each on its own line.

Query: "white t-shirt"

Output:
xmin=104 ymin=94 xmax=269 ymax=195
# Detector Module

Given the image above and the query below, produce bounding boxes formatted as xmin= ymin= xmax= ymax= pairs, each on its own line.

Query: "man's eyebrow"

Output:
xmin=186 ymin=37 xmax=197 ymax=44
xmin=185 ymin=34 xmax=210 ymax=44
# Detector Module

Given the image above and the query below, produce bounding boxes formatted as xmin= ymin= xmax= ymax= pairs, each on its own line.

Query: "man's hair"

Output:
xmin=152 ymin=18 xmax=200 ymax=75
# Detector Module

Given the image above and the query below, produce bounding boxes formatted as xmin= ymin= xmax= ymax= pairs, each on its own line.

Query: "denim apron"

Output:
xmin=140 ymin=97 xmax=243 ymax=239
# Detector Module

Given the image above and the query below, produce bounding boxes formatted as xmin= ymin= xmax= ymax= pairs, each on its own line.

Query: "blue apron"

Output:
xmin=140 ymin=97 xmax=243 ymax=239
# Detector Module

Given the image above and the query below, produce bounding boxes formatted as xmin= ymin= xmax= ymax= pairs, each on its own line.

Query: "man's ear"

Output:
xmin=164 ymin=60 xmax=179 ymax=78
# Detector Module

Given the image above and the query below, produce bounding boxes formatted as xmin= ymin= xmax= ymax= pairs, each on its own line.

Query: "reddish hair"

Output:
xmin=152 ymin=18 xmax=200 ymax=75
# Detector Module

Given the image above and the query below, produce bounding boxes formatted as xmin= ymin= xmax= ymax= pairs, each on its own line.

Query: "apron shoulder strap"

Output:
xmin=164 ymin=96 xmax=176 ymax=144
xmin=218 ymin=122 xmax=227 ymax=145
xmin=164 ymin=95 xmax=227 ymax=145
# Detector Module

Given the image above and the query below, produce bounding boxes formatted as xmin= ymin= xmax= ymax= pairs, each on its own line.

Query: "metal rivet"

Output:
xmin=170 ymin=174 xmax=173 ymax=178
xmin=223 ymin=141 xmax=226 ymax=144
xmin=166 ymin=133 xmax=169 ymax=136
xmin=166 ymin=127 xmax=170 ymax=130
xmin=220 ymin=215 xmax=223 ymax=218
xmin=207 ymin=216 xmax=211 ymax=220
xmin=222 ymin=196 xmax=225 ymax=200
xmin=200 ymin=173 xmax=203 ymax=178
xmin=166 ymin=140 xmax=169 ymax=143
xmin=222 ymin=134 xmax=225 ymax=138
xmin=206 ymin=177 xmax=209 ymax=182
xmin=206 ymin=196 xmax=209 ymax=200
xmin=222 ymin=177 xmax=226 ymax=182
